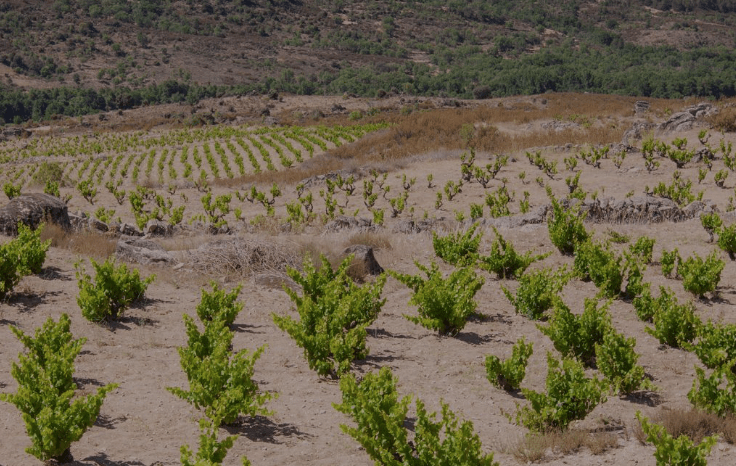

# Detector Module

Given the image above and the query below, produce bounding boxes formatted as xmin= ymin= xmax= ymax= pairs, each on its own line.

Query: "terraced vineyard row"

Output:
xmin=0 ymin=124 xmax=387 ymax=190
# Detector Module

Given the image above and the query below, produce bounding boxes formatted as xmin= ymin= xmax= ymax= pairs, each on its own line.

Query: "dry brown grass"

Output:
xmin=40 ymin=223 xmax=116 ymax=259
xmin=186 ymin=236 xmax=303 ymax=278
xmin=633 ymin=408 xmax=736 ymax=445
xmin=708 ymin=104 xmax=736 ymax=133
xmin=344 ymin=230 xmax=393 ymax=251
xmin=506 ymin=429 xmax=619 ymax=462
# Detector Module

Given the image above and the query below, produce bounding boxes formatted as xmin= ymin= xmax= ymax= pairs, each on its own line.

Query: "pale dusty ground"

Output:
xmin=1 ymin=101 xmax=736 ymax=465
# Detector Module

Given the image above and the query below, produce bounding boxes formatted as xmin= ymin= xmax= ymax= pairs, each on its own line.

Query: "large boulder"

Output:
xmin=0 ymin=193 xmax=71 ymax=236
xmin=343 ymin=244 xmax=384 ymax=276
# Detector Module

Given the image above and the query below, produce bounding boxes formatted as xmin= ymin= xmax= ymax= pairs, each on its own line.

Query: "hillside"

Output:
xmin=2 ymin=1 xmax=736 ymax=124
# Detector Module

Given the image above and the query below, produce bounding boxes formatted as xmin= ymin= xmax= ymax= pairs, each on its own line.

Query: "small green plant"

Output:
xmin=715 ymin=169 xmax=729 ymax=188
xmin=650 ymin=171 xmax=702 ymax=207
xmin=538 ymin=298 xmax=612 ymax=365
xmin=168 ymin=316 xmax=274 ymax=425
xmin=629 ymin=236 xmax=656 ymax=264
xmin=3 ymin=181 xmax=21 ymax=199
xmin=717 ymin=223 xmax=736 ymax=260
xmin=693 ymin=322 xmax=736 ymax=370
xmin=660 ymin=248 xmax=681 ymax=278
xmin=678 ymin=250 xmax=725 ymax=298
xmin=0 ymin=314 xmax=118 ymax=463
xmin=389 ymin=261 xmax=484 ymax=336
xmin=607 ymin=230 xmax=630 ymax=244
xmin=502 ymin=266 xmax=572 ymax=320
xmin=688 ymin=363 xmax=736 ymax=417
xmin=595 ymin=330 xmax=654 ymax=395
xmin=573 ymin=240 xmax=625 ymax=298
xmin=635 ymin=412 xmax=717 ymax=466
xmin=485 ymin=338 xmax=533 ymax=390
xmin=701 ymin=212 xmax=723 ymax=243
xmin=0 ymin=223 xmax=51 ymax=298
xmin=515 ymin=353 xmax=607 ymax=431
xmin=273 ymin=254 xmax=386 ymax=378
xmin=547 ymin=191 xmax=589 ymax=255
xmin=76 ymin=179 xmax=97 ymax=204
xmin=484 ymin=185 xmax=513 ymax=217
xmin=334 ymin=367 xmax=499 ymax=466
xmin=75 ymin=258 xmax=155 ymax=322
xmin=196 ymin=282 xmax=244 ymax=327
xmin=432 ymin=223 xmax=482 ymax=266
xmin=180 ymin=418 xmax=251 ymax=466
xmin=644 ymin=290 xmax=701 ymax=348
xmin=478 ymin=227 xmax=550 ymax=279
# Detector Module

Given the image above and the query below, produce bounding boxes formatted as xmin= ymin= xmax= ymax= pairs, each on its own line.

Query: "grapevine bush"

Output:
xmin=0 ymin=223 xmax=50 ymax=298
xmin=688 ymin=363 xmax=736 ymax=417
xmin=538 ymin=298 xmax=612 ymax=365
xmin=168 ymin=316 xmax=274 ymax=425
xmin=273 ymin=254 xmax=386 ymax=378
xmin=678 ymin=250 xmax=725 ymax=298
xmin=502 ymin=266 xmax=572 ymax=320
xmin=389 ymin=261 xmax=483 ymax=336
xmin=516 ymin=353 xmax=607 ymax=431
xmin=485 ymin=338 xmax=533 ymax=390
xmin=334 ymin=367 xmax=499 ymax=466
xmin=478 ymin=227 xmax=550 ymax=279
xmin=636 ymin=412 xmax=717 ymax=466
xmin=595 ymin=330 xmax=654 ymax=395
xmin=644 ymin=289 xmax=701 ymax=348
xmin=75 ymin=258 xmax=155 ymax=322
xmin=0 ymin=314 xmax=118 ymax=463
xmin=432 ymin=223 xmax=482 ymax=266
xmin=196 ymin=282 xmax=244 ymax=327
xmin=547 ymin=192 xmax=589 ymax=255
xmin=692 ymin=322 xmax=736 ymax=370
xmin=180 ymin=418 xmax=251 ymax=466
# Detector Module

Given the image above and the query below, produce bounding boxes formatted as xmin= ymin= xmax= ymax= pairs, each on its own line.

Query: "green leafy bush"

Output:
xmin=595 ymin=330 xmax=654 ymax=395
xmin=485 ymin=338 xmax=533 ymax=390
xmin=660 ymin=248 xmax=681 ymax=278
xmin=538 ymin=298 xmax=612 ymax=365
xmin=334 ymin=367 xmax=499 ymax=466
xmin=573 ymin=240 xmax=624 ymax=298
xmin=432 ymin=223 xmax=482 ymax=266
xmin=701 ymin=212 xmax=723 ymax=242
xmin=390 ymin=261 xmax=483 ymax=336
xmin=0 ymin=223 xmax=51 ymax=299
xmin=273 ymin=254 xmax=386 ymax=378
xmin=547 ymin=192 xmax=589 ymax=255
xmin=635 ymin=412 xmax=717 ymax=466
xmin=75 ymin=258 xmax=155 ymax=322
xmin=0 ymin=314 xmax=117 ymax=463
xmin=516 ymin=353 xmax=607 ymax=432
xmin=196 ymin=282 xmax=243 ymax=327
xmin=629 ymin=236 xmax=656 ymax=264
xmin=168 ymin=316 xmax=274 ymax=425
xmin=717 ymin=223 xmax=736 ymax=260
xmin=644 ymin=290 xmax=701 ymax=348
xmin=678 ymin=250 xmax=725 ymax=298
xmin=688 ymin=363 xmax=736 ymax=417
xmin=650 ymin=171 xmax=702 ymax=207
xmin=180 ymin=418 xmax=251 ymax=466
xmin=478 ymin=227 xmax=550 ymax=279
xmin=692 ymin=322 xmax=736 ymax=370
xmin=3 ymin=181 xmax=21 ymax=199
xmin=502 ymin=266 xmax=572 ymax=320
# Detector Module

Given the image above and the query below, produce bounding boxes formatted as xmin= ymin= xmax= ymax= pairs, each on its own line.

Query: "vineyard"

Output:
xmin=2 ymin=95 xmax=736 ymax=465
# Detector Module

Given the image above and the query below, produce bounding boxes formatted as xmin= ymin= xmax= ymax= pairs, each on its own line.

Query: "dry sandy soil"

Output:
xmin=1 ymin=95 xmax=736 ymax=465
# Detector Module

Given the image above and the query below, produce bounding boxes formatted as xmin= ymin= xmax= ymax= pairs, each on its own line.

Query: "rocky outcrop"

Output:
xmin=660 ymin=103 xmax=717 ymax=132
xmin=562 ymin=196 xmax=717 ymax=224
xmin=622 ymin=121 xmax=656 ymax=146
xmin=145 ymin=219 xmax=173 ymax=237
xmin=343 ymin=244 xmax=384 ymax=276
xmin=472 ymin=206 xmax=549 ymax=230
xmin=392 ymin=218 xmax=445 ymax=234
xmin=324 ymin=216 xmax=375 ymax=233
xmin=0 ymin=193 xmax=71 ymax=236
xmin=116 ymin=236 xmax=176 ymax=265
xmin=634 ymin=101 xmax=650 ymax=115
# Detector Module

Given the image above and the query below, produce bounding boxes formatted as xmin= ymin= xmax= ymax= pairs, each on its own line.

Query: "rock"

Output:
xmin=324 ymin=216 xmax=373 ymax=233
xmin=87 ymin=217 xmax=109 ymax=233
xmin=622 ymin=121 xmax=655 ymax=145
xmin=254 ymin=273 xmax=299 ymax=291
xmin=391 ymin=218 xmax=443 ymax=234
xmin=115 ymin=236 xmax=176 ymax=265
xmin=145 ymin=219 xmax=173 ymax=237
xmin=660 ymin=111 xmax=695 ymax=132
xmin=634 ymin=101 xmax=650 ymax=115
xmin=562 ymin=196 xmax=713 ymax=224
xmin=343 ymin=245 xmax=384 ymax=276
xmin=475 ymin=206 xmax=548 ymax=230
xmin=118 ymin=223 xmax=143 ymax=236
xmin=68 ymin=212 xmax=87 ymax=231
xmin=0 ymin=193 xmax=71 ymax=236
